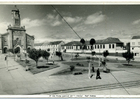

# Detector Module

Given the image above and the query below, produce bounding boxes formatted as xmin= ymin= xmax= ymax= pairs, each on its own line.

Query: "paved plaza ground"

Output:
xmin=0 ymin=53 xmax=140 ymax=96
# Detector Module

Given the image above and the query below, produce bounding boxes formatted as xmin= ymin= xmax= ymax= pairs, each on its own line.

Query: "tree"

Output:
xmin=80 ymin=38 xmax=86 ymax=53
xmin=91 ymin=51 xmax=96 ymax=56
xmin=75 ymin=53 xmax=79 ymax=59
xmin=80 ymin=38 xmax=85 ymax=44
xmin=103 ymin=50 xmax=109 ymax=58
xmin=14 ymin=47 xmax=20 ymax=61
xmin=56 ymin=51 xmax=63 ymax=61
xmin=28 ymin=49 xmax=42 ymax=67
xmin=14 ymin=47 xmax=20 ymax=54
xmin=42 ymin=50 xmax=50 ymax=63
xmin=70 ymin=65 xmax=75 ymax=72
xmin=102 ymin=50 xmax=110 ymax=72
xmin=47 ymin=48 xmax=50 ymax=52
xmin=90 ymin=38 xmax=96 ymax=50
xmin=122 ymin=51 xmax=134 ymax=64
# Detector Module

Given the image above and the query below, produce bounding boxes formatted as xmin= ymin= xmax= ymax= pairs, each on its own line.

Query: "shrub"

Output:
xmin=70 ymin=65 xmax=75 ymax=72
xmin=56 ymin=51 xmax=63 ymax=61
xmin=75 ymin=53 xmax=79 ymax=59
xmin=122 ymin=51 xmax=134 ymax=64
xmin=103 ymin=50 xmax=109 ymax=57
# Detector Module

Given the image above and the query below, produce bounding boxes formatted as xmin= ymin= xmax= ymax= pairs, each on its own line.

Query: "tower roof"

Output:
xmin=12 ymin=5 xmax=19 ymax=11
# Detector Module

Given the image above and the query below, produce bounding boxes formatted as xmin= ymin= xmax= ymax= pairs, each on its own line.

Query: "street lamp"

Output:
xmin=89 ymin=38 xmax=96 ymax=79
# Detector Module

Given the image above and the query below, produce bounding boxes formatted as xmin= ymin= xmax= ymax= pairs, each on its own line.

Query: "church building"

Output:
xmin=0 ymin=6 xmax=34 ymax=53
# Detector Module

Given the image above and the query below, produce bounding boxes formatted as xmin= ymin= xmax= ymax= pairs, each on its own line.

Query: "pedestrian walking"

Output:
xmin=91 ymin=64 xmax=95 ymax=72
xmin=5 ymin=55 xmax=7 ymax=61
xmin=5 ymin=55 xmax=8 ymax=71
xmin=90 ymin=74 xmax=94 ymax=78
xmin=96 ymin=68 xmax=101 ymax=79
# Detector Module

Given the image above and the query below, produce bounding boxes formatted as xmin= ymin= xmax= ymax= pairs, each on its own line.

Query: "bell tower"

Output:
xmin=11 ymin=5 xmax=20 ymax=27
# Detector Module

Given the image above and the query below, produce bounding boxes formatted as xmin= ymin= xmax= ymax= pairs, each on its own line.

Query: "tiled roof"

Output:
xmin=48 ymin=41 xmax=63 ymax=45
xmin=63 ymin=41 xmax=81 ymax=46
xmin=34 ymin=43 xmax=44 ymax=46
xmin=132 ymin=36 xmax=140 ymax=39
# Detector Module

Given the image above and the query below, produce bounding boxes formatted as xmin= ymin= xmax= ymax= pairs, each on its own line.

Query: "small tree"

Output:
xmin=80 ymin=38 xmax=85 ymax=44
xmin=90 ymin=38 xmax=96 ymax=50
xmin=42 ymin=50 xmax=50 ymax=63
xmin=122 ymin=51 xmax=134 ymax=64
xmin=91 ymin=51 xmax=96 ymax=60
xmin=80 ymin=38 xmax=86 ymax=52
xmin=56 ymin=51 xmax=63 ymax=61
xmin=47 ymin=48 xmax=50 ymax=52
xmin=75 ymin=53 xmax=79 ymax=59
xmin=28 ymin=49 xmax=42 ymax=67
xmin=70 ymin=65 xmax=75 ymax=72
xmin=14 ymin=47 xmax=20 ymax=60
xmin=102 ymin=50 xmax=109 ymax=72
xmin=14 ymin=47 xmax=20 ymax=54
xmin=103 ymin=50 xmax=109 ymax=58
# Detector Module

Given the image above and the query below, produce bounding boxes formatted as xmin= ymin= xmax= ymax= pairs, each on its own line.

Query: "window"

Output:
xmin=132 ymin=42 xmax=135 ymax=45
xmin=112 ymin=44 xmax=114 ymax=48
xmin=100 ymin=45 xmax=102 ymax=49
xmin=91 ymin=45 xmax=93 ymax=49
xmin=103 ymin=44 xmax=105 ymax=48
xmin=95 ymin=45 xmax=96 ymax=49
xmin=88 ymin=46 xmax=90 ymax=49
xmin=98 ymin=45 xmax=99 ymax=49
xmin=109 ymin=44 xmax=111 ymax=49
xmin=138 ymin=42 xmax=140 ymax=45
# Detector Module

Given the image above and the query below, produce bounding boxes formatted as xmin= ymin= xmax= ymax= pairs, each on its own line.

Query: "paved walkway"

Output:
xmin=0 ymin=54 xmax=140 ymax=95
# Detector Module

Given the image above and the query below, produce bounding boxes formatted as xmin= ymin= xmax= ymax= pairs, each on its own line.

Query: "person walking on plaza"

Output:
xmin=5 ymin=55 xmax=8 ymax=71
xmin=91 ymin=64 xmax=95 ymax=72
xmin=96 ymin=68 xmax=101 ymax=79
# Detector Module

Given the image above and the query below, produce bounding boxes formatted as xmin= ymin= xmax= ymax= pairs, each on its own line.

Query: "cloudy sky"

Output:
xmin=0 ymin=5 xmax=140 ymax=42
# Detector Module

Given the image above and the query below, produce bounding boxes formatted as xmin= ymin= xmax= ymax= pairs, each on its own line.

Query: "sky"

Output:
xmin=0 ymin=5 xmax=140 ymax=43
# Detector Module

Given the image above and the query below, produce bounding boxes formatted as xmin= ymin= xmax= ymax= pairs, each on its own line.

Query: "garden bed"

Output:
xmin=16 ymin=59 xmax=59 ymax=74
xmin=63 ymin=61 xmax=99 ymax=67
xmin=51 ymin=68 xmax=88 ymax=76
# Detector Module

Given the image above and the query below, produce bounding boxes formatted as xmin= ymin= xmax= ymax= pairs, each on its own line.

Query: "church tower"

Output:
xmin=1 ymin=5 xmax=34 ymax=54
xmin=11 ymin=5 xmax=20 ymax=27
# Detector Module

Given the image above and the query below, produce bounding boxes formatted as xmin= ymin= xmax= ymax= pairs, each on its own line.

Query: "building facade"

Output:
xmin=0 ymin=6 xmax=34 ymax=53
xmin=62 ymin=37 xmax=126 ymax=54
xmin=34 ymin=41 xmax=65 ymax=53
xmin=130 ymin=36 xmax=140 ymax=56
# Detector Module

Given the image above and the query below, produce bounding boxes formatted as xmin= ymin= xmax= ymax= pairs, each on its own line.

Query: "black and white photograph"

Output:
xmin=0 ymin=2 xmax=140 ymax=98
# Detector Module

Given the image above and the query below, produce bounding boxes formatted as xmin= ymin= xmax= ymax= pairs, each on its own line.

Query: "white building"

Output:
xmin=62 ymin=37 xmax=126 ymax=54
xmin=34 ymin=42 xmax=44 ymax=50
xmin=130 ymin=36 xmax=140 ymax=56
xmin=34 ymin=41 xmax=65 ymax=53
xmin=43 ymin=41 xmax=65 ymax=53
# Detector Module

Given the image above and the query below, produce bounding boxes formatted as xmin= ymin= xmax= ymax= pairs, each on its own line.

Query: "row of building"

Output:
xmin=34 ymin=36 xmax=140 ymax=57
xmin=34 ymin=36 xmax=140 ymax=56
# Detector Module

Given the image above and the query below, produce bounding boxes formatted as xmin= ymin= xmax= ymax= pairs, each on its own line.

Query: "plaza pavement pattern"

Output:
xmin=0 ymin=54 xmax=140 ymax=95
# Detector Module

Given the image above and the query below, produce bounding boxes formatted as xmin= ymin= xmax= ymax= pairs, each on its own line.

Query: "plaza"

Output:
xmin=0 ymin=53 xmax=140 ymax=96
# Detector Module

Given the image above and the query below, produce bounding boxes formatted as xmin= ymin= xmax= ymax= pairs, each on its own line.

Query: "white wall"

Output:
xmin=130 ymin=39 xmax=140 ymax=56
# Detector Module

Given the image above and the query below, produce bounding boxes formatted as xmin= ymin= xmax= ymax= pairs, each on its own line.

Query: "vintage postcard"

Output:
xmin=0 ymin=1 xmax=140 ymax=99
